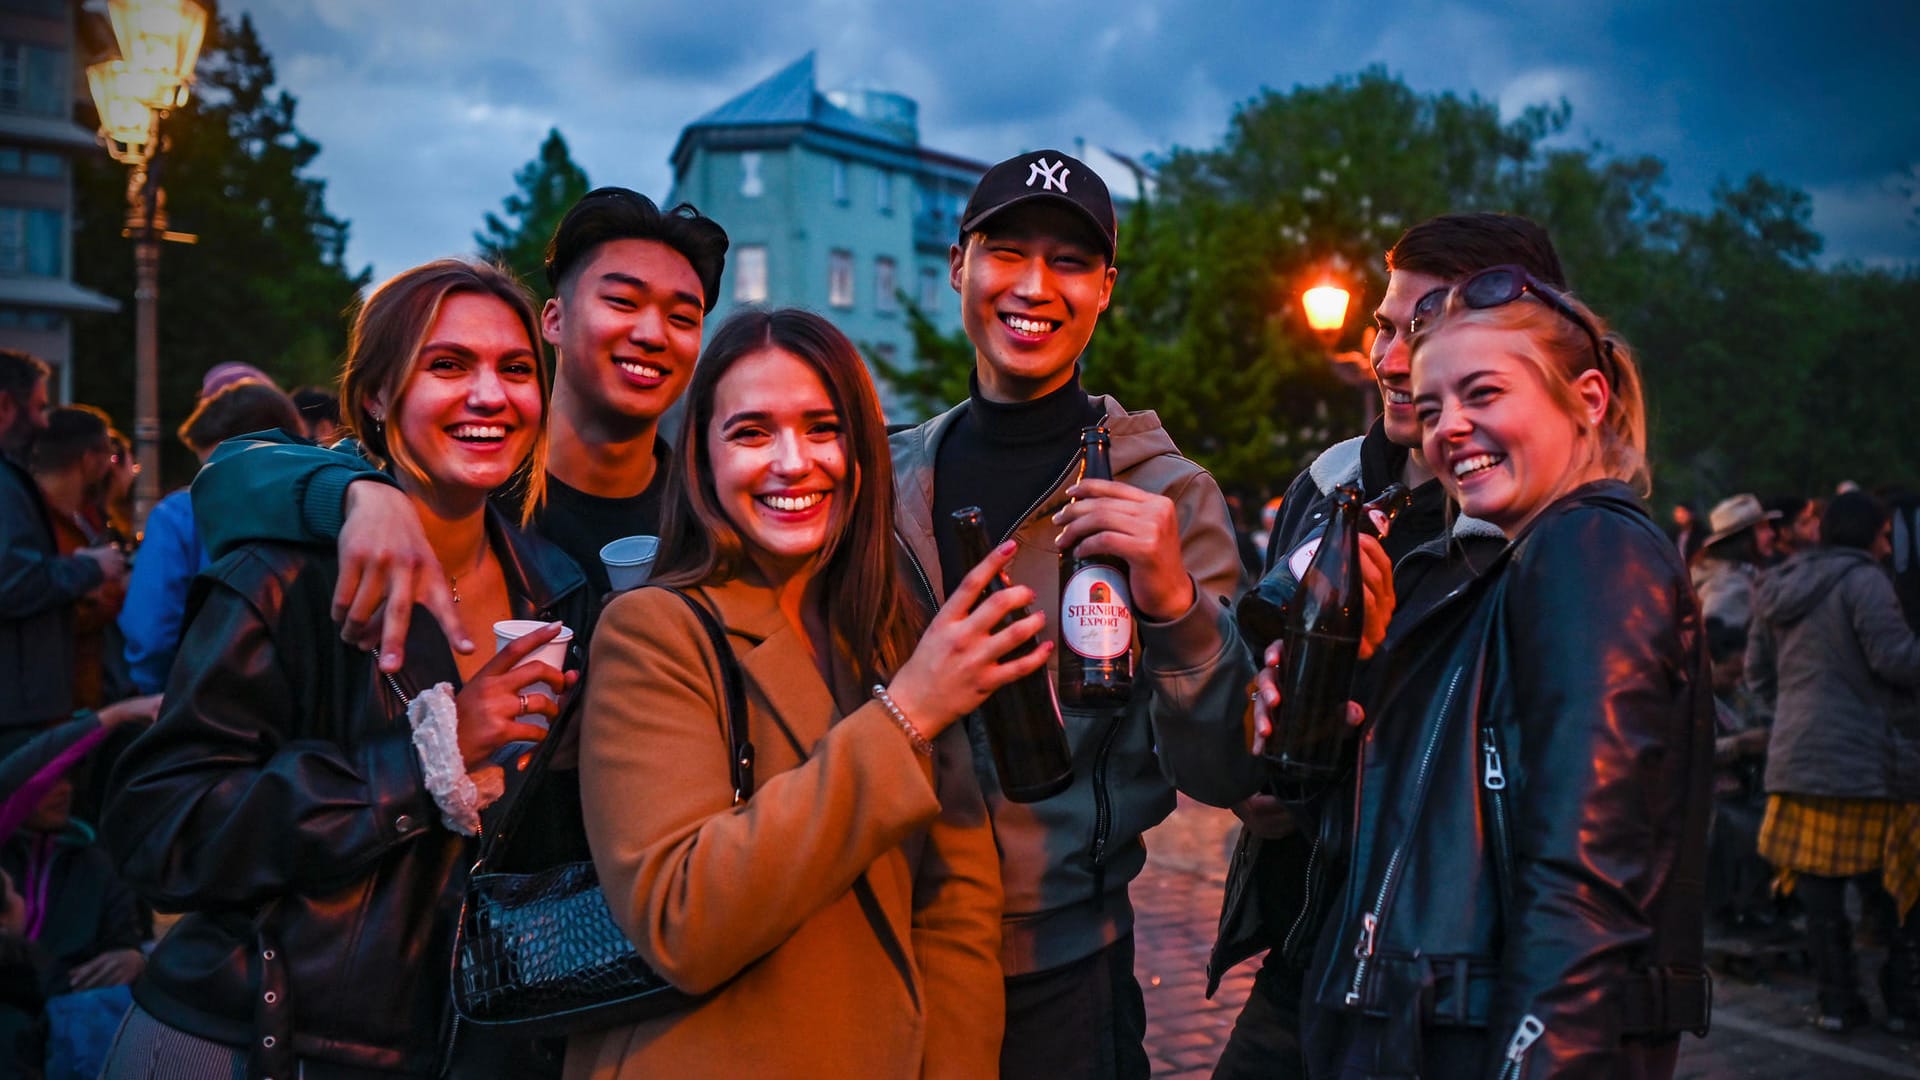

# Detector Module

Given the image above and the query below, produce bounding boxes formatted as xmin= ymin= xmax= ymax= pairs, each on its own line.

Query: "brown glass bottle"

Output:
xmin=1057 ymin=426 xmax=1134 ymax=708
xmin=1235 ymin=482 xmax=1411 ymax=657
xmin=1261 ymin=483 xmax=1367 ymax=787
xmin=951 ymin=507 xmax=1074 ymax=802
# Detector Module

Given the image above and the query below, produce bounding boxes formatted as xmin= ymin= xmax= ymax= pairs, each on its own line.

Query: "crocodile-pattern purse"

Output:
xmin=451 ymin=587 xmax=755 ymax=1035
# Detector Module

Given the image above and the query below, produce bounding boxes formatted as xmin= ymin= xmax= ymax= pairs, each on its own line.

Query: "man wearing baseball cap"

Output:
xmin=889 ymin=150 xmax=1261 ymax=1078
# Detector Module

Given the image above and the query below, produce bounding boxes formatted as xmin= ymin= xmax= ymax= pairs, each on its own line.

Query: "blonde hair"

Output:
xmin=338 ymin=259 xmax=549 ymax=521
xmin=1414 ymin=288 xmax=1649 ymax=496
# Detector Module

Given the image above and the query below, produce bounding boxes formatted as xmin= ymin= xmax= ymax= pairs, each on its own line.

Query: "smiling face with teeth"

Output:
xmin=707 ymin=346 xmax=850 ymax=583
xmin=542 ymin=238 xmax=706 ymax=434
xmin=380 ymin=291 xmax=545 ymax=510
xmin=950 ymin=202 xmax=1116 ymax=402
xmin=1368 ymin=269 xmax=1449 ymax=449
xmin=1412 ymin=322 xmax=1609 ymax=539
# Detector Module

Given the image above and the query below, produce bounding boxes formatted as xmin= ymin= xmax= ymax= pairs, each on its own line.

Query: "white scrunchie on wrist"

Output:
xmin=408 ymin=682 xmax=504 ymax=836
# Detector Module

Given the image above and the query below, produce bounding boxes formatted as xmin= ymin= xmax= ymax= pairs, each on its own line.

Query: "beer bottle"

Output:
xmin=1261 ymin=482 xmax=1369 ymax=787
xmin=1058 ymin=426 xmax=1134 ymax=707
xmin=951 ymin=507 xmax=1074 ymax=802
xmin=1235 ymin=482 xmax=1411 ymax=656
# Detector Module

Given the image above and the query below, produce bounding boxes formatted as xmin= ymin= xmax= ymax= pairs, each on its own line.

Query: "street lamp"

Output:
xmin=85 ymin=0 xmax=207 ymax=532
xmin=1300 ymin=278 xmax=1376 ymax=432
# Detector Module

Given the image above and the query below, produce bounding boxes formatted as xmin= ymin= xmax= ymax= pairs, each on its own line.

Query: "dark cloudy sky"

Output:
xmin=232 ymin=0 xmax=1919 ymax=282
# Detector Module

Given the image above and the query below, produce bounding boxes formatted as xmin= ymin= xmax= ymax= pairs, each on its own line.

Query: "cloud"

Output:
xmin=229 ymin=0 xmax=1919 ymax=279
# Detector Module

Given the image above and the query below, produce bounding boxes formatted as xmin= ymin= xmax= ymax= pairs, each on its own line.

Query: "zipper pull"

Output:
xmin=1504 ymin=1014 xmax=1545 ymax=1065
xmin=1353 ymin=912 xmax=1377 ymax=960
xmin=1482 ymin=738 xmax=1507 ymax=790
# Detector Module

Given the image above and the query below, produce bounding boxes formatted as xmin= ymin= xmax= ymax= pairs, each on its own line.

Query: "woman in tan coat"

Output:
xmin=572 ymin=308 xmax=1047 ymax=1078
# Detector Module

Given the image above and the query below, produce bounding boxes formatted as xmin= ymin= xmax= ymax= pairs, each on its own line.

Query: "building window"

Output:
xmin=739 ymin=152 xmax=763 ymax=198
xmin=830 ymin=159 xmax=848 ymax=204
xmin=0 ymin=41 xmax=66 ymax=118
xmin=918 ymin=267 xmax=941 ymax=312
xmin=828 ymin=250 xmax=853 ymax=308
xmin=0 ymin=148 xmax=65 ymax=179
xmin=0 ymin=206 xmax=62 ymax=277
xmin=876 ymin=169 xmax=893 ymax=214
xmin=734 ymin=245 xmax=768 ymax=303
xmin=874 ymin=257 xmax=897 ymax=312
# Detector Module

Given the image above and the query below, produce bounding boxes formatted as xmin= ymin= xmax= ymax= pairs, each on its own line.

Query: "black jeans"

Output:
xmin=1001 ymin=934 xmax=1149 ymax=1080
xmin=1213 ymin=952 xmax=1306 ymax=1080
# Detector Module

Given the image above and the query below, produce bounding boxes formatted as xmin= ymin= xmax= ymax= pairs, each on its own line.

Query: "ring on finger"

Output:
xmin=518 ymin=693 xmax=528 ymax=714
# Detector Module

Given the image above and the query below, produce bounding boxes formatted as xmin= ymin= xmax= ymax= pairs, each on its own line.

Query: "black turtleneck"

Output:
xmin=931 ymin=367 xmax=1104 ymax=592
xmin=1357 ymin=418 xmax=1447 ymax=565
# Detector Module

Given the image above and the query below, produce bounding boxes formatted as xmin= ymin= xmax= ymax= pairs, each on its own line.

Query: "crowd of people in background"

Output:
xmin=0 ymin=150 xmax=1915 ymax=1080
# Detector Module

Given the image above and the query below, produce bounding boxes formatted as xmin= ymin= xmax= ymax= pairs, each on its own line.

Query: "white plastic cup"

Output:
xmin=600 ymin=535 xmax=660 ymax=591
xmin=492 ymin=620 xmax=575 ymax=729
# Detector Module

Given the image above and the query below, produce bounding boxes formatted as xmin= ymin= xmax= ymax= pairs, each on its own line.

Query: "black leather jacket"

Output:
xmin=103 ymin=507 xmax=589 ymax=1078
xmin=1302 ymin=483 xmax=1713 ymax=1079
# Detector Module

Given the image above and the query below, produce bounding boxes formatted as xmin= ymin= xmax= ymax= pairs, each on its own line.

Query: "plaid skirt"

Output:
xmin=1759 ymin=794 xmax=1920 ymax=919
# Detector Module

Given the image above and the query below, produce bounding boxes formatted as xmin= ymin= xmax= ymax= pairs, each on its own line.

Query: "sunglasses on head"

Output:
xmin=1409 ymin=264 xmax=1616 ymax=382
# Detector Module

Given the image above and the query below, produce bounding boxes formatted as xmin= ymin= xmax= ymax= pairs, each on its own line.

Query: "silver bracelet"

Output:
xmin=871 ymin=684 xmax=934 ymax=756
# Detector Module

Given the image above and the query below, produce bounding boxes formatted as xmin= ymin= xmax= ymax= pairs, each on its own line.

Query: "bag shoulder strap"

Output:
xmin=662 ymin=586 xmax=756 ymax=804
xmin=477 ymin=585 xmax=756 ymax=864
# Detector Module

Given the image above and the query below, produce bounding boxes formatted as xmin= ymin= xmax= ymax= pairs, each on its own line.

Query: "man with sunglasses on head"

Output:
xmin=1208 ymin=213 xmax=1569 ymax=1079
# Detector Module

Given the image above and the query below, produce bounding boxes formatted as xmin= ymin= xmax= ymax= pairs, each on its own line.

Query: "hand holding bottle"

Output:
xmin=1052 ymin=477 xmax=1192 ymax=622
xmin=1247 ymin=639 xmax=1367 ymax=756
xmin=886 ymin=540 xmax=1054 ymax=743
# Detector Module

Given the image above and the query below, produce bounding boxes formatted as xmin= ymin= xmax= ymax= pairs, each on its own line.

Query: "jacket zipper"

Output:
xmin=1345 ymin=664 xmax=1465 ymax=1007
xmin=1005 ymin=453 xmax=1085 ymax=547
xmin=1480 ymin=724 xmax=1516 ymax=913
xmin=1088 ymin=711 xmax=1123 ymax=905
xmin=1498 ymin=1014 xmax=1545 ymax=1079
xmin=1281 ymin=834 xmax=1322 ymax=960
xmin=897 ymin=531 xmax=939 ymax=609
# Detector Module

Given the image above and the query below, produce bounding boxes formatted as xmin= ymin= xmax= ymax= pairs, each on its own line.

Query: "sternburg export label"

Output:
xmin=1062 ymin=565 xmax=1133 ymax=659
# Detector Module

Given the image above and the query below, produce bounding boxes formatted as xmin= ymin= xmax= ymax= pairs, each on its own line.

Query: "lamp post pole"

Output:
xmin=129 ymin=164 xmax=162 ymax=526
xmin=86 ymin=0 xmax=207 ymax=533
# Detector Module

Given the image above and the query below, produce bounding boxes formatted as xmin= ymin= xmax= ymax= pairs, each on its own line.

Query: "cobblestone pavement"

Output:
xmin=1134 ymin=796 xmax=1920 ymax=1079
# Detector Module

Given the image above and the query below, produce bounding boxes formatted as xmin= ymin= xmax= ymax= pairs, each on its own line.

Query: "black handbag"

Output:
xmin=450 ymin=587 xmax=756 ymax=1036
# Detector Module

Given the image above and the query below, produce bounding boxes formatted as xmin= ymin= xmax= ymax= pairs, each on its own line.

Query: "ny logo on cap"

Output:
xmin=1026 ymin=157 xmax=1071 ymax=193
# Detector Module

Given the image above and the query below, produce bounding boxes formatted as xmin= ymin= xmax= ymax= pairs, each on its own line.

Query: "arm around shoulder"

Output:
xmin=192 ymin=430 xmax=391 ymax=558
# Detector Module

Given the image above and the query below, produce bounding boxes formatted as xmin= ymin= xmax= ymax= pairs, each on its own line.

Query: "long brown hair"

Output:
xmin=337 ymin=258 xmax=550 ymax=520
xmin=654 ymin=308 xmax=922 ymax=685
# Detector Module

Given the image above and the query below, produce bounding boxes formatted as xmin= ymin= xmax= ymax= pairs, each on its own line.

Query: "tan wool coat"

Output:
xmin=566 ymin=577 xmax=1005 ymax=1079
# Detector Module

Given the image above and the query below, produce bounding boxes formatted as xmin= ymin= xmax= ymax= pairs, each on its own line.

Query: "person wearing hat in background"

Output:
xmin=888 ymin=149 xmax=1260 ymax=1079
xmin=1691 ymin=493 xmax=1779 ymax=645
xmin=196 ymin=361 xmax=279 ymax=401
xmin=1745 ymin=491 xmax=1920 ymax=1033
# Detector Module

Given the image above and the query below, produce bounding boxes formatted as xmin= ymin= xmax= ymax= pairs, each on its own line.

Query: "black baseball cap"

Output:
xmin=959 ymin=149 xmax=1117 ymax=261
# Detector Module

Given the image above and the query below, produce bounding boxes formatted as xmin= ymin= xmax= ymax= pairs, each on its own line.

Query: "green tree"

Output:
xmin=1088 ymin=68 xmax=1558 ymax=498
xmin=475 ymin=128 xmax=590 ymax=298
xmin=71 ymin=13 xmax=368 ymax=490
xmin=868 ymin=295 xmax=971 ymax=417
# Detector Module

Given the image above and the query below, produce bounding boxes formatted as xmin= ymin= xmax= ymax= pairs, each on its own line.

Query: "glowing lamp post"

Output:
xmin=86 ymin=0 xmax=207 ymax=531
xmin=1300 ymin=280 xmax=1376 ymax=432
xmin=1302 ymin=284 xmax=1351 ymax=347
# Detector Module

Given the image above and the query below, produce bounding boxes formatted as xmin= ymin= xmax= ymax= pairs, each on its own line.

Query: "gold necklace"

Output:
xmin=447 ymin=544 xmax=487 ymax=604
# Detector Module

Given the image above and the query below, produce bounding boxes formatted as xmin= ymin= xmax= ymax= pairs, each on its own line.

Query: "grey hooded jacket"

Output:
xmin=1747 ymin=546 xmax=1920 ymax=799
xmin=891 ymin=394 xmax=1262 ymax=976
